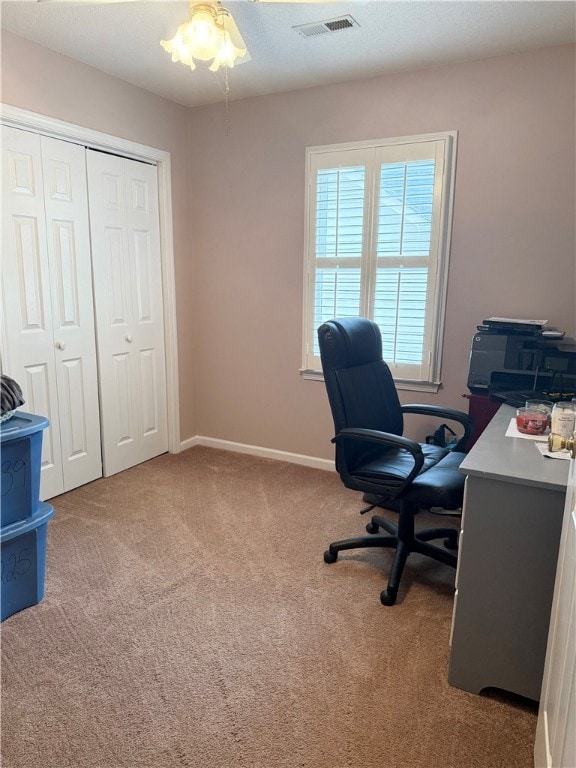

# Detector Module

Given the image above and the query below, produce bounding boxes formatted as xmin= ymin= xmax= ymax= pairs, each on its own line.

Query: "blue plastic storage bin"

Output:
xmin=1 ymin=501 xmax=54 ymax=621
xmin=0 ymin=411 xmax=49 ymax=527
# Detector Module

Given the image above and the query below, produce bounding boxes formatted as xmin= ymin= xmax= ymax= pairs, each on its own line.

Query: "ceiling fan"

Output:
xmin=35 ymin=0 xmax=350 ymax=71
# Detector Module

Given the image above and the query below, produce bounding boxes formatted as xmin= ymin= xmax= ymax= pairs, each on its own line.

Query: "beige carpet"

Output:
xmin=1 ymin=447 xmax=537 ymax=768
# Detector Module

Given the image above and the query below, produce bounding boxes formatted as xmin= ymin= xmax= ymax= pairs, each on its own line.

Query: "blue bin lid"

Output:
xmin=0 ymin=411 xmax=49 ymax=442
xmin=0 ymin=502 xmax=55 ymax=543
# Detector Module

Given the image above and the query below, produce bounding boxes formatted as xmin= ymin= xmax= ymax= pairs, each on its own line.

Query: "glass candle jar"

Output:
xmin=525 ymin=399 xmax=554 ymax=429
xmin=516 ymin=407 xmax=548 ymax=435
xmin=525 ymin=399 xmax=554 ymax=415
xmin=550 ymin=401 xmax=576 ymax=439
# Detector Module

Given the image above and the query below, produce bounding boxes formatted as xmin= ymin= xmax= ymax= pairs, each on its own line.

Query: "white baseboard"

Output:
xmin=179 ymin=435 xmax=334 ymax=472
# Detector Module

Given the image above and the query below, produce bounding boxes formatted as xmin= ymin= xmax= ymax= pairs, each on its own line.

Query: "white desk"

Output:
xmin=448 ymin=404 xmax=569 ymax=701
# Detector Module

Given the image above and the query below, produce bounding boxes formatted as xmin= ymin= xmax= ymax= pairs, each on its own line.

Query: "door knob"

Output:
xmin=125 ymin=334 xmax=134 ymax=343
xmin=55 ymin=340 xmax=66 ymax=350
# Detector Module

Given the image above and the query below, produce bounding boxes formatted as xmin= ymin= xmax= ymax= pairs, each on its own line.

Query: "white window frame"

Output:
xmin=301 ymin=131 xmax=457 ymax=392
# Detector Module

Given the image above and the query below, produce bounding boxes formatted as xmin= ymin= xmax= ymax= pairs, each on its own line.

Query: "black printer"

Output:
xmin=467 ymin=328 xmax=576 ymax=406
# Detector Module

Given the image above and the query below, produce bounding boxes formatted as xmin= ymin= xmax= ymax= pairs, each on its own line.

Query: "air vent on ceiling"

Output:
xmin=293 ymin=15 xmax=359 ymax=38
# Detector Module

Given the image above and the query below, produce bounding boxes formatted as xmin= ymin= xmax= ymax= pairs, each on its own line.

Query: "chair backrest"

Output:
xmin=317 ymin=318 xmax=404 ymax=444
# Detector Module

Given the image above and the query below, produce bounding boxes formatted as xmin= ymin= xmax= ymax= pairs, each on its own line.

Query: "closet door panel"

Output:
xmin=127 ymin=161 xmax=167 ymax=461
xmin=111 ymin=350 xmax=139 ymax=448
xmin=61 ymin=357 xmax=89 ymax=453
xmin=88 ymin=152 xmax=163 ymax=475
xmin=22 ymin=362 xmax=59 ymax=477
xmin=41 ymin=136 xmax=102 ymax=492
xmin=1 ymin=126 xmax=64 ymax=500
xmin=13 ymin=216 xmax=46 ymax=333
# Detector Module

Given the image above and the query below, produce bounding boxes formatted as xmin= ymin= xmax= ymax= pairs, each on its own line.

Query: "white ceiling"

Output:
xmin=2 ymin=0 xmax=575 ymax=107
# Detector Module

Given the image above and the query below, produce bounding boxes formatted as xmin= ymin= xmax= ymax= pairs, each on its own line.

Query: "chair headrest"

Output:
xmin=318 ymin=318 xmax=382 ymax=371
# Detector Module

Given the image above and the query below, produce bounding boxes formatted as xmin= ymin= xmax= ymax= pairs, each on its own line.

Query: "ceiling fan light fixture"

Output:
xmin=161 ymin=2 xmax=247 ymax=72
xmin=209 ymin=30 xmax=237 ymax=71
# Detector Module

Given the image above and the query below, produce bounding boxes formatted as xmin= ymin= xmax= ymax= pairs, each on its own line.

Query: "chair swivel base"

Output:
xmin=323 ymin=511 xmax=458 ymax=606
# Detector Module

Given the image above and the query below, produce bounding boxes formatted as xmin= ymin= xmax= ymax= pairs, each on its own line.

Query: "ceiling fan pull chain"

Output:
xmin=225 ymin=67 xmax=230 ymax=137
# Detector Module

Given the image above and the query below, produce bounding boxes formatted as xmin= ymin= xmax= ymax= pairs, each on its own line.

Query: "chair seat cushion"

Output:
xmin=352 ymin=445 xmax=465 ymax=510
xmin=405 ymin=450 xmax=465 ymax=509
xmin=353 ymin=442 xmax=448 ymax=481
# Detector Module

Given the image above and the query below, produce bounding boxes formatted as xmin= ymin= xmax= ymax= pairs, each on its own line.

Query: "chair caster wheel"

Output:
xmin=324 ymin=550 xmax=338 ymax=564
xmin=366 ymin=521 xmax=379 ymax=534
xmin=380 ymin=589 xmax=397 ymax=606
xmin=444 ymin=537 xmax=458 ymax=550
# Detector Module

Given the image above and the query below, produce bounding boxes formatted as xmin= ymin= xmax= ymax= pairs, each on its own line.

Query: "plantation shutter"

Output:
xmin=305 ymin=148 xmax=372 ymax=359
xmin=371 ymin=139 xmax=447 ymax=381
xmin=303 ymin=134 xmax=455 ymax=388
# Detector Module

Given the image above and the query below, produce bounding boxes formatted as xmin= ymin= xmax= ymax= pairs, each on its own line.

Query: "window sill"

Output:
xmin=299 ymin=369 xmax=441 ymax=394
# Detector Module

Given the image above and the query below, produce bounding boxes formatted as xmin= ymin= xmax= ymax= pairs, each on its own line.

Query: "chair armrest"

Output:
xmin=334 ymin=427 xmax=422 ymax=456
xmin=400 ymin=404 xmax=473 ymax=451
xmin=334 ymin=428 xmax=424 ymax=496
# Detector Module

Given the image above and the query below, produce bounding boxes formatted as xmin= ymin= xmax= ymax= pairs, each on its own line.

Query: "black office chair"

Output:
xmin=318 ymin=317 xmax=473 ymax=606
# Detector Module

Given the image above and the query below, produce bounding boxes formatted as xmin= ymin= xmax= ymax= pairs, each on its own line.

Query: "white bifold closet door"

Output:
xmin=1 ymin=126 xmax=102 ymax=500
xmin=86 ymin=150 xmax=168 ymax=477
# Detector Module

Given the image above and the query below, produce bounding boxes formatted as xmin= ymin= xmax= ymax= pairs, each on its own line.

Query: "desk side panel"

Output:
xmin=448 ymin=475 xmax=564 ymax=701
